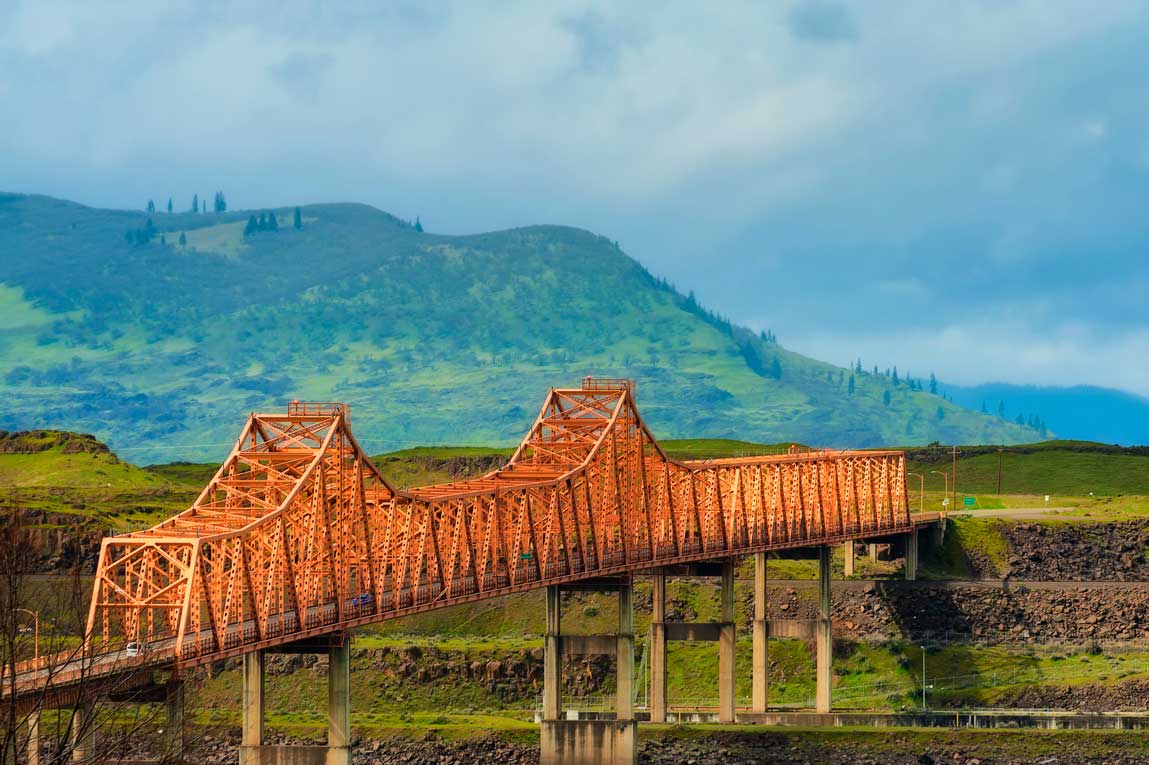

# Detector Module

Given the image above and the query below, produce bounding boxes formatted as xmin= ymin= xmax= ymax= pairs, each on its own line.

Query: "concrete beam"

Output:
xmin=662 ymin=622 xmax=723 ymax=642
xmin=560 ymin=635 xmax=618 ymax=656
xmin=766 ymin=619 xmax=819 ymax=640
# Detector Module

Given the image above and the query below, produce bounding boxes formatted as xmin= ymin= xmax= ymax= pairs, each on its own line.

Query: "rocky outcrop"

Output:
xmin=0 ymin=430 xmax=111 ymax=455
xmin=1002 ymin=521 xmax=1149 ymax=581
xmin=743 ymin=583 xmax=1149 ymax=643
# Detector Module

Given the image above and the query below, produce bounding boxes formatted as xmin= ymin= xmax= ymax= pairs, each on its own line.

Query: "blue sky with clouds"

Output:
xmin=2 ymin=1 xmax=1147 ymax=395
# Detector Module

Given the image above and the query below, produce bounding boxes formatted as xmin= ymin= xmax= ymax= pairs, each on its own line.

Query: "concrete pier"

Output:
xmin=815 ymin=545 xmax=833 ymax=714
xmin=717 ymin=561 xmax=736 ymax=724
xmin=26 ymin=711 xmax=40 ymax=765
xmin=70 ymin=703 xmax=94 ymax=764
xmin=649 ymin=573 xmax=667 ymax=723
xmin=843 ymin=541 xmax=855 ymax=577
xmin=905 ymin=530 xmax=919 ymax=581
xmin=166 ymin=682 xmax=185 ymax=763
xmin=541 ymin=578 xmax=636 ymax=765
xmin=751 ymin=552 xmax=768 ymax=713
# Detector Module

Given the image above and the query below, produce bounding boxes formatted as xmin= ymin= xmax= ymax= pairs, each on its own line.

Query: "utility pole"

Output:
xmin=951 ymin=445 xmax=959 ymax=509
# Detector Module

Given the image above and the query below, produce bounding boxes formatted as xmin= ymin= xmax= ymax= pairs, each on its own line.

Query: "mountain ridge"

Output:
xmin=0 ymin=191 xmax=1040 ymax=461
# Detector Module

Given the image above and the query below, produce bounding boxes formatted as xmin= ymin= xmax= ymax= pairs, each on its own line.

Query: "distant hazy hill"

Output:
xmin=942 ymin=382 xmax=1149 ymax=446
xmin=0 ymin=192 xmax=1039 ymax=461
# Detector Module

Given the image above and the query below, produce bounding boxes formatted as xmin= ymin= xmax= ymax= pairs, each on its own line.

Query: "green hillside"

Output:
xmin=0 ymin=192 xmax=1039 ymax=462
xmin=906 ymin=441 xmax=1149 ymax=496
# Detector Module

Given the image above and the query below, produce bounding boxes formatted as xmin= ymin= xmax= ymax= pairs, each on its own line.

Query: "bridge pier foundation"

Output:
xmin=239 ymin=636 xmax=351 ymax=765
xmin=904 ymin=530 xmax=919 ymax=581
xmin=815 ymin=545 xmax=833 ymax=714
xmin=540 ymin=578 xmax=636 ymax=765
xmin=843 ymin=542 xmax=855 ymax=577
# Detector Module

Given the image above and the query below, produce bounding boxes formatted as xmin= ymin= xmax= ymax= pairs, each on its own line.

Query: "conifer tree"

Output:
xmin=848 ymin=375 xmax=855 ymax=395
xmin=882 ymin=390 xmax=891 ymax=407
xmin=167 ymin=198 xmax=173 ymax=213
xmin=929 ymin=372 xmax=938 ymax=395
xmin=244 ymin=215 xmax=258 ymax=236
xmin=414 ymin=216 xmax=424 ymax=233
xmin=936 ymin=405 xmax=945 ymax=421
xmin=192 ymin=194 xmax=199 ymax=213
xmin=179 ymin=232 xmax=187 ymax=246
xmin=293 ymin=207 xmax=303 ymax=229
xmin=146 ymin=199 xmax=155 ymax=214
xmin=267 ymin=210 xmax=278 ymax=231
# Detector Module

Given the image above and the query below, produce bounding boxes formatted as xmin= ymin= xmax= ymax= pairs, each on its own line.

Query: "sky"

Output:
xmin=2 ymin=1 xmax=1148 ymax=396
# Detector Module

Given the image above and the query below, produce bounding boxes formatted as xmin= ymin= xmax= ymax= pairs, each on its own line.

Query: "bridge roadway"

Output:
xmin=8 ymin=378 xmax=931 ymax=765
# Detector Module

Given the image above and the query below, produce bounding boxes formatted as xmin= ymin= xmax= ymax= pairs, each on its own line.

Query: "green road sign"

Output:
xmin=963 ymin=497 xmax=976 ymax=507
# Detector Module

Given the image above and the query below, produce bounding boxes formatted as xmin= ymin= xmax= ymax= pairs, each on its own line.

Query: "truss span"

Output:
xmin=81 ymin=378 xmax=910 ymax=673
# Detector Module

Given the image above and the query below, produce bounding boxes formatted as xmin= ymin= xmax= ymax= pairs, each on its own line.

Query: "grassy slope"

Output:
xmin=0 ymin=192 xmax=1039 ymax=463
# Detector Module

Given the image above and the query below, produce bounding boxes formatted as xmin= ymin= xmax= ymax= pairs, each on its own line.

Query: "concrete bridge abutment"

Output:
xmin=540 ymin=578 xmax=636 ymax=765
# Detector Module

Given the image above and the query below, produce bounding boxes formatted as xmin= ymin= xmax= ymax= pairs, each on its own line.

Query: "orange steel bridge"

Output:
xmin=13 ymin=378 xmax=914 ymax=698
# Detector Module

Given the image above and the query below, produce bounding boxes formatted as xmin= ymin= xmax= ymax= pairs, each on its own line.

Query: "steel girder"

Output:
xmin=79 ymin=380 xmax=910 ymax=674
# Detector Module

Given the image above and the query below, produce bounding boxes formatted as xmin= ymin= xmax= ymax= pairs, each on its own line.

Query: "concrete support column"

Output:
xmin=751 ymin=552 xmax=768 ymax=713
xmin=717 ymin=560 xmax=736 ymax=724
xmin=165 ymin=682 xmax=185 ymax=763
xmin=543 ymin=585 xmax=562 ymax=721
xmin=843 ymin=541 xmax=855 ymax=578
xmin=868 ymin=543 xmax=880 ymax=563
xmin=815 ymin=546 xmax=833 ymax=714
xmin=905 ymin=530 xmax=919 ymax=581
xmin=27 ymin=711 xmax=40 ymax=765
xmin=240 ymin=650 xmax=265 ymax=765
xmin=649 ymin=572 xmax=667 ymax=723
xmin=70 ymin=703 xmax=94 ymax=764
xmin=616 ymin=580 xmax=634 ymax=720
xmin=327 ymin=638 xmax=351 ymax=765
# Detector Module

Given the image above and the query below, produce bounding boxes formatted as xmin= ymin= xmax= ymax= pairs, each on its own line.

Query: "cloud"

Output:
xmin=1 ymin=1 xmax=1148 ymax=395
xmin=787 ymin=322 xmax=1149 ymax=397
